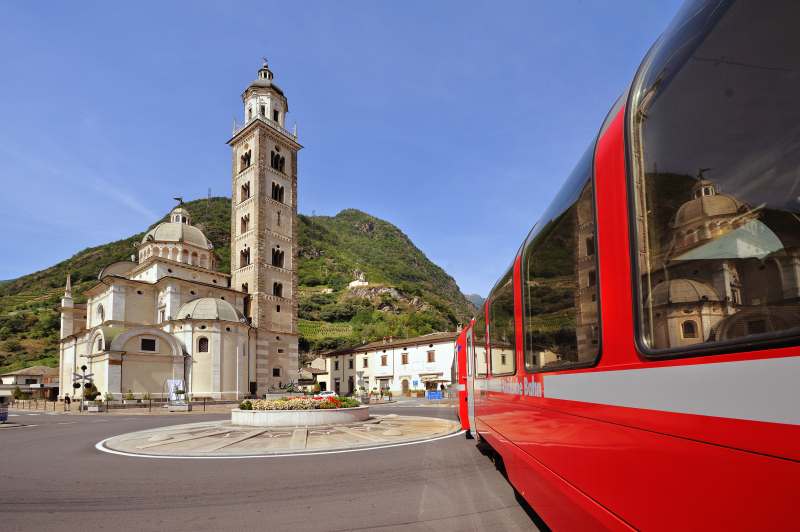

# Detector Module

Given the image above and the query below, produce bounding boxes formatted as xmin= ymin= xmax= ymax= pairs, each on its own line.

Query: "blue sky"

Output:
xmin=0 ymin=0 xmax=682 ymax=295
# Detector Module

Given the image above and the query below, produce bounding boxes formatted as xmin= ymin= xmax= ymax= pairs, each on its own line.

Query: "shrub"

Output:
xmin=239 ymin=400 xmax=253 ymax=410
xmin=12 ymin=386 xmax=23 ymax=399
xmin=124 ymin=390 xmax=135 ymax=401
xmin=84 ymin=383 xmax=100 ymax=401
xmin=105 ymin=392 xmax=115 ymax=402
xmin=142 ymin=392 xmax=152 ymax=401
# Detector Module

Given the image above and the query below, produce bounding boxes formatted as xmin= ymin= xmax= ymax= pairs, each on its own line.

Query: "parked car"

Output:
xmin=314 ymin=391 xmax=337 ymax=399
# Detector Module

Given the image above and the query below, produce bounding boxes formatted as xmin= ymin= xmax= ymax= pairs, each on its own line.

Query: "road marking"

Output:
xmin=8 ymin=414 xmax=19 ymax=417
xmin=334 ymin=426 xmax=385 ymax=443
xmin=136 ymin=429 xmax=232 ymax=450
xmin=57 ymin=422 xmax=78 ymax=425
xmin=289 ymin=428 xmax=308 ymax=449
xmin=95 ymin=430 xmax=466 ymax=460
xmin=202 ymin=429 xmax=269 ymax=452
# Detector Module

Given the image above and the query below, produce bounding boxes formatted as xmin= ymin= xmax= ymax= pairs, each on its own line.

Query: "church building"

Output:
xmin=58 ymin=61 xmax=301 ymax=399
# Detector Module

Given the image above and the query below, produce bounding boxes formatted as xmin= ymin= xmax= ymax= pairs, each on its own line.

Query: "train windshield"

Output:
xmin=629 ymin=0 xmax=800 ymax=352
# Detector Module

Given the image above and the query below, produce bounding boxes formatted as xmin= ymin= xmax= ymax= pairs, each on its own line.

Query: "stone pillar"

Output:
xmin=109 ymin=284 xmax=127 ymax=322
xmin=164 ymin=283 xmax=181 ymax=321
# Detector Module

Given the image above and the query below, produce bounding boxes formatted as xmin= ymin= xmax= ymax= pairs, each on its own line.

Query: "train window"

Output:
xmin=474 ymin=312 xmax=488 ymax=377
xmin=629 ymin=0 xmax=800 ymax=355
xmin=489 ymin=269 xmax=516 ymax=375
xmin=522 ymin=145 xmax=600 ymax=372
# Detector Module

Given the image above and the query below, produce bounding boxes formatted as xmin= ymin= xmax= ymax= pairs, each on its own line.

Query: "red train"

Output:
xmin=454 ymin=1 xmax=800 ymax=529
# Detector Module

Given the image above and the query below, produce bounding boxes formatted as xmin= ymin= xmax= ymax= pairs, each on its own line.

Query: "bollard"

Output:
xmin=149 ymin=399 xmax=152 ymax=413
xmin=203 ymin=397 xmax=206 ymax=412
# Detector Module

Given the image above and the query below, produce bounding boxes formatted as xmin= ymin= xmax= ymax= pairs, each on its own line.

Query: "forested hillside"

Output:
xmin=0 ymin=198 xmax=475 ymax=370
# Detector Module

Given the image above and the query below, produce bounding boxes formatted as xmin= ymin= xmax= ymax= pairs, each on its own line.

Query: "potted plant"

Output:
xmin=87 ymin=397 xmax=105 ymax=413
xmin=123 ymin=390 xmax=136 ymax=404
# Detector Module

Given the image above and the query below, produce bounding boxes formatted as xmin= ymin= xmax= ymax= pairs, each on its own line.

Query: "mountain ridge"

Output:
xmin=0 ymin=198 xmax=475 ymax=371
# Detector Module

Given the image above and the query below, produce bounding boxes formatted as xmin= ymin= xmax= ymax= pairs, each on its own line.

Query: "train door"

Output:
xmin=465 ymin=326 xmax=476 ymax=436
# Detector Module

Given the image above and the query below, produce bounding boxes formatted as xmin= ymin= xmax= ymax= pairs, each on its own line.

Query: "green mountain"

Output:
xmin=0 ymin=198 xmax=475 ymax=371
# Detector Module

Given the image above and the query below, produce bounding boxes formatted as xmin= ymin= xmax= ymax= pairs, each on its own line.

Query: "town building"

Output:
xmin=314 ymin=332 xmax=458 ymax=395
xmin=0 ymin=366 xmax=59 ymax=399
xmin=57 ymin=61 xmax=300 ymax=399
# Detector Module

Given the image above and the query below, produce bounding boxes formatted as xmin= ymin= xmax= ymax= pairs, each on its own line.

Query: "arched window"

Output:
xmin=240 ymin=182 xmax=250 ymax=202
xmin=240 ymin=214 xmax=250 ymax=233
xmin=198 ymin=337 xmax=209 ymax=353
xmin=191 ymin=251 xmax=198 ymax=266
xmin=276 ymin=212 xmax=281 ymax=226
xmin=273 ymin=282 xmax=283 ymax=298
xmin=271 ymin=248 xmax=284 ymax=268
xmin=240 ymin=150 xmax=251 ymax=172
xmin=96 ymin=337 xmax=103 ymax=351
xmin=240 ymin=248 xmax=250 ymax=268
xmin=279 ymin=156 xmax=285 ymax=173
xmin=97 ymin=304 xmax=105 ymax=323
xmin=242 ymin=283 xmax=249 ymax=293
xmin=682 ymin=320 xmax=698 ymax=339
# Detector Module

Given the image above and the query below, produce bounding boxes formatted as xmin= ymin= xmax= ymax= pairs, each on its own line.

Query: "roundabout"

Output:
xmin=97 ymin=414 xmax=462 ymax=458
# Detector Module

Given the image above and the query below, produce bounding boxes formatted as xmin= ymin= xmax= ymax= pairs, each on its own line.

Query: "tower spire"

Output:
xmin=64 ymin=273 xmax=72 ymax=298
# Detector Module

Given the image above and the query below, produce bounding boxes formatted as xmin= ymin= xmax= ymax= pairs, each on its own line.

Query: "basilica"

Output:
xmin=58 ymin=61 xmax=300 ymax=399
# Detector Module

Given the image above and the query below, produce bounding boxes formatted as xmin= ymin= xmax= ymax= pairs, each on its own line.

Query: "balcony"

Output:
xmin=233 ymin=116 xmax=297 ymax=140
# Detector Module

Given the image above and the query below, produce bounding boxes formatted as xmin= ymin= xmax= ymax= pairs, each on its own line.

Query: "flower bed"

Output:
xmin=231 ymin=397 xmax=369 ymax=427
xmin=239 ymin=396 xmax=360 ymax=411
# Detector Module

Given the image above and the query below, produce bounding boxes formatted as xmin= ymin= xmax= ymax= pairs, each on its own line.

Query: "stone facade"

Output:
xmin=228 ymin=61 xmax=301 ymax=395
xmin=57 ymin=61 xmax=302 ymax=400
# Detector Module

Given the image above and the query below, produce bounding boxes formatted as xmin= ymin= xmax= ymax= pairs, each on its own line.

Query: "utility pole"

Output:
xmin=72 ymin=365 xmax=94 ymax=414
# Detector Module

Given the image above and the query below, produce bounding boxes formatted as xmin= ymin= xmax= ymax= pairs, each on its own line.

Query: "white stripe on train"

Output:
xmin=542 ymin=356 xmax=799 ymax=425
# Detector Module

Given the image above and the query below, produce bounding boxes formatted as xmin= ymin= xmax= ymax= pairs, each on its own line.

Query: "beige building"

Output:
xmin=58 ymin=61 xmax=300 ymax=400
xmin=315 ymin=332 xmax=458 ymax=396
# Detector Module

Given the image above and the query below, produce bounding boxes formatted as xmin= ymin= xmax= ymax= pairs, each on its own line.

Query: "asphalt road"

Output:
xmin=0 ymin=403 xmax=540 ymax=531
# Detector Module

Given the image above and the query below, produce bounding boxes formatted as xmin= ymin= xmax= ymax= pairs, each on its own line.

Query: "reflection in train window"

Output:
xmin=489 ymin=269 xmax=516 ymax=376
xmin=629 ymin=0 xmax=800 ymax=353
xmin=522 ymin=146 xmax=600 ymax=372
xmin=474 ymin=312 xmax=488 ymax=377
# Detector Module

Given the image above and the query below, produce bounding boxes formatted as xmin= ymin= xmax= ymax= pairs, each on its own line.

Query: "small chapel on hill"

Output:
xmin=58 ymin=61 xmax=301 ymax=399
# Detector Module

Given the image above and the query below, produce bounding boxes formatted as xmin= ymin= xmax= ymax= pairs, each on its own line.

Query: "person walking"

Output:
xmin=64 ymin=394 xmax=71 ymax=412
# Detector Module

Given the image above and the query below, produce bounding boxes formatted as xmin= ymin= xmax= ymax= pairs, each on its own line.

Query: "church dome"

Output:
xmin=246 ymin=60 xmax=285 ymax=96
xmin=672 ymin=180 xmax=745 ymax=229
xmin=142 ymin=223 xmax=212 ymax=250
xmin=647 ymin=279 xmax=721 ymax=307
xmin=175 ymin=298 xmax=243 ymax=322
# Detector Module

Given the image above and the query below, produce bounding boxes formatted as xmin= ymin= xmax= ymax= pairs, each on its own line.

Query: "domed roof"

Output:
xmin=673 ymin=181 xmax=745 ymax=228
xmin=175 ymin=298 xmax=243 ymax=322
xmin=647 ymin=279 xmax=720 ymax=307
xmin=142 ymin=222 xmax=212 ymax=249
xmin=98 ymin=260 xmax=137 ymax=280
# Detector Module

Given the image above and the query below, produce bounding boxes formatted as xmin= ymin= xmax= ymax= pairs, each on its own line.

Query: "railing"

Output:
xmin=232 ymin=116 xmax=297 ymax=139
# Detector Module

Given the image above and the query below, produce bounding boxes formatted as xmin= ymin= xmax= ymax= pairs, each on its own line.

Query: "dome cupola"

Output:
xmin=176 ymin=298 xmax=244 ymax=323
xmin=138 ymin=202 xmax=215 ymax=270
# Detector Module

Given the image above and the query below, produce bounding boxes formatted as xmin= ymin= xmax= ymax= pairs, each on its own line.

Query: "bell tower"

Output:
xmin=228 ymin=59 xmax=301 ymax=394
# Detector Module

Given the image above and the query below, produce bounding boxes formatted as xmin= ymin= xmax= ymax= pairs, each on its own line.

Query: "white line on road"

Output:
xmin=95 ymin=430 xmax=466 ymax=460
